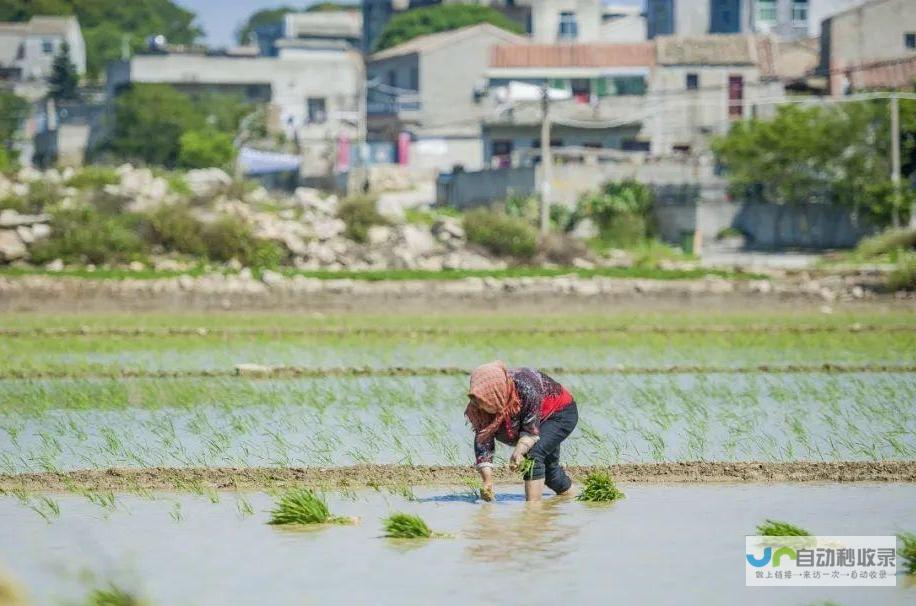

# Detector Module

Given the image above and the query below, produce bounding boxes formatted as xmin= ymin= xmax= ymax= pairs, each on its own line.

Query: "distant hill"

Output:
xmin=0 ymin=0 xmax=202 ymax=80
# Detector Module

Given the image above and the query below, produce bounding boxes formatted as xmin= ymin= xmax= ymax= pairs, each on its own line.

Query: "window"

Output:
xmin=41 ymin=39 xmax=54 ymax=54
xmin=558 ymin=11 xmax=578 ymax=40
xmin=622 ymin=139 xmax=651 ymax=152
xmin=728 ymin=75 xmax=744 ymax=119
xmin=409 ymin=67 xmax=419 ymax=91
xmin=307 ymin=97 xmax=327 ymax=124
xmin=686 ymin=73 xmax=699 ymax=90
xmin=710 ymin=0 xmax=739 ymax=33
xmin=387 ymin=70 xmax=397 ymax=87
xmin=602 ymin=76 xmax=647 ymax=96
xmin=571 ymin=78 xmax=591 ymax=102
xmin=649 ymin=0 xmax=674 ymax=37
xmin=756 ymin=0 xmax=777 ymax=25
xmin=792 ymin=0 xmax=809 ymax=24
xmin=906 ymin=33 xmax=916 ymax=49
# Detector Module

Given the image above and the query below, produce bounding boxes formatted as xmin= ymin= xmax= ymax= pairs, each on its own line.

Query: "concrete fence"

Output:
xmin=436 ymin=163 xmax=879 ymax=250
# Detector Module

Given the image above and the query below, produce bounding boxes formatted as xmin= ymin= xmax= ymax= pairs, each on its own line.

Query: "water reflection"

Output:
xmin=464 ymin=496 xmax=580 ymax=570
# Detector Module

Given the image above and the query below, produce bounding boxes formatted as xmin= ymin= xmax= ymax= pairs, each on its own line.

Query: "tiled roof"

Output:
xmin=370 ymin=23 xmax=525 ymax=61
xmin=656 ymin=34 xmax=758 ymax=65
xmin=490 ymin=43 xmax=655 ymax=68
xmin=24 ymin=16 xmax=78 ymax=36
xmin=0 ymin=16 xmax=77 ymax=36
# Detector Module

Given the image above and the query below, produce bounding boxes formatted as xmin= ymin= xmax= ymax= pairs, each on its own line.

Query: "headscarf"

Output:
xmin=464 ymin=361 xmax=521 ymax=442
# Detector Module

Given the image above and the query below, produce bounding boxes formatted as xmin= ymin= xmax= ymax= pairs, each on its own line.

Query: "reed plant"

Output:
xmin=576 ymin=471 xmax=624 ymax=502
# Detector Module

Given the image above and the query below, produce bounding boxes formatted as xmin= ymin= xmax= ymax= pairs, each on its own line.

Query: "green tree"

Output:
xmin=236 ymin=6 xmax=297 ymax=45
xmin=49 ymin=41 xmax=79 ymax=101
xmin=712 ymin=100 xmax=915 ymax=226
xmin=0 ymin=90 xmax=29 ymax=165
xmin=178 ymin=129 xmax=236 ymax=169
xmin=109 ymin=84 xmax=199 ymax=167
xmin=0 ymin=0 xmax=202 ymax=80
xmin=107 ymin=84 xmax=253 ymax=168
xmin=374 ymin=4 xmax=523 ymax=51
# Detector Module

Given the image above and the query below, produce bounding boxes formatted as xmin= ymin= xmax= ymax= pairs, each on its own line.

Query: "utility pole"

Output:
xmin=539 ymin=85 xmax=552 ymax=235
xmin=890 ymin=93 xmax=902 ymax=228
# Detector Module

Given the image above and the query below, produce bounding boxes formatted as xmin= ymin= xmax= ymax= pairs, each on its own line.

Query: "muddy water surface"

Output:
xmin=1 ymin=483 xmax=913 ymax=605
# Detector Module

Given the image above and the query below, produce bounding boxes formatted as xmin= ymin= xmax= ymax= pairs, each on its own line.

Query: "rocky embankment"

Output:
xmin=0 ymin=269 xmax=904 ymax=312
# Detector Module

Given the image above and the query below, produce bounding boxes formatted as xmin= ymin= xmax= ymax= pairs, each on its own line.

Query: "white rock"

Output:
xmin=15 ymin=225 xmax=34 ymax=244
xmin=16 ymin=166 xmax=42 ymax=183
xmin=128 ymin=261 xmax=146 ymax=272
xmin=851 ymin=285 xmax=865 ymax=299
xmin=432 ymin=217 xmax=465 ymax=241
xmin=30 ymin=223 xmax=50 ymax=240
xmin=45 ymin=258 xmax=64 ymax=272
xmin=0 ymin=209 xmax=51 ymax=227
xmin=571 ymin=218 xmax=599 ymax=240
xmin=185 ymin=168 xmax=232 ymax=197
xmin=311 ymin=217 xmax=346 ymax=241
xmin=572 ymin=257 xmax=595 ymax=270
xmin=398 ymin=224 xmax=437 ymax=257
xmin=367 ymin=225 xmax=393 ymax=245
xmin=234 ymin=363 xmax=274 ymax=376
xmin=260 ymin=269 xmax=286 ymax=287
xmin=0 ymin=230 xmax=26 ymax=261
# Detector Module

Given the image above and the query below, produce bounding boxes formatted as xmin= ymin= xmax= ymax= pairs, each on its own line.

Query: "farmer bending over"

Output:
xmin=465 ymin=361 xmax=579 ymax=502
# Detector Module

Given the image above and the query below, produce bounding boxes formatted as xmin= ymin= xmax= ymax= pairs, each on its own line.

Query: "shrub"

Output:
xmin=268 ymin=488 xmax=353 ymax=525
xmin=178 ymin=129 xmax=236 ymax=170
xmin=576 ymin=180 xmax=653 ymax=227
xmin=888 ymin=253 xmax=916 ymax=291
xmin=503 ymin=193 xmax=539 ymax=224
xmin=199 ymin=216 xmax=283 ymax=268
xmin=537 ymin=231 xmax=589 ymax=265
xmin=0 ymin=147 xmax=15 ymax=173
xmin=899 ymin=532 xmax=916 ymax=575
xmin=66 ymin=166 xmax=120 ymax=190
xmin=576 ymin=471 xmax=625 ymax=502
xmin=383 ymin=512 xmax=432 ymax=538
xmin=574 ymin=180 xmax=654 ymax=247
xmin=145 ymin=205 xmax=207 ymax=257
xmin=2 ymin=181 xmax=64 ymax=214
xmin=756 ymin=519 xmax=810 ymax=536
xmin=30 ymin=207 xmax=147 ymax=265
xmin=464 ymin=208 xmax=537 ymax=259
xmin=856 ymin=228 xmax=916 ymax=258
xmin=338 ymin=196 xmax=388 ymax=243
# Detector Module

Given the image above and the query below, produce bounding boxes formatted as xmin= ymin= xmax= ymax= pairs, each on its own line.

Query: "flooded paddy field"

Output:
xmin=1 ymin=373 xmax=914 ymax=473
xmin=1 ymin=484 xmax=914 ymax=605
xmin=1 ymin=307 xmax=914 ymax=603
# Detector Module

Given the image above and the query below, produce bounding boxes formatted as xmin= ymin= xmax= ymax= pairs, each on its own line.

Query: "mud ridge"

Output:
xmin=2 ymin=462 xmax=914 ymax=492
xmin=2 ymin=324 xmax=914 ymax=338
xmin=2 ymin=363 xmax=915 ymax=381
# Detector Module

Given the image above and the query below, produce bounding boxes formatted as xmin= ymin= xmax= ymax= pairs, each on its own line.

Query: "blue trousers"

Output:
xmin=526 ymin=402 xmax=578 ymax=493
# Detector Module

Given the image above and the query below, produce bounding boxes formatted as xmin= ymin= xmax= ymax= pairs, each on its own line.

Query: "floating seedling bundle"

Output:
xmin=268 ymin=488 xmax=356 ymax=526
xmin=383 ymin=512 xmax=449 ymax=539
xmin=898 ymin=532 xmax=916 ymax=575
xmin=576 ymin=471 xmax=625 ymax=502
xmin=755 ymin=519 xmax=810 ymax=536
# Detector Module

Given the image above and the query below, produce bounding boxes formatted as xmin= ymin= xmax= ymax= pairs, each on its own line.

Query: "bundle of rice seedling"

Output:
xmin=576 ymin=471 xmax=624 ymax=502
xmin=383 ymin=512 xmax=435 ymax=539
xmin=756 ymin=519 xmax=810 ymax=536
xmin=518 ymin=456 xmax=535 ymax=480
xmin=85 ymin=584 xmax=146 ymax=606
xmin=268 ymin=488 xmax=354 ymax=525
xmin=898 ymin=532 xmax=916 ymax=575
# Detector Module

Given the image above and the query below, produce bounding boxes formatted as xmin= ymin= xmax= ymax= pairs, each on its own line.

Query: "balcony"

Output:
xmin=366 ymin=90 xmax=421 ymax=121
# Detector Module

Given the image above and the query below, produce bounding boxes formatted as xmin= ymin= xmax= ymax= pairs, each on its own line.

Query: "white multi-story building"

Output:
xmin=0 ymin=16 xmax=86 ymax=82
